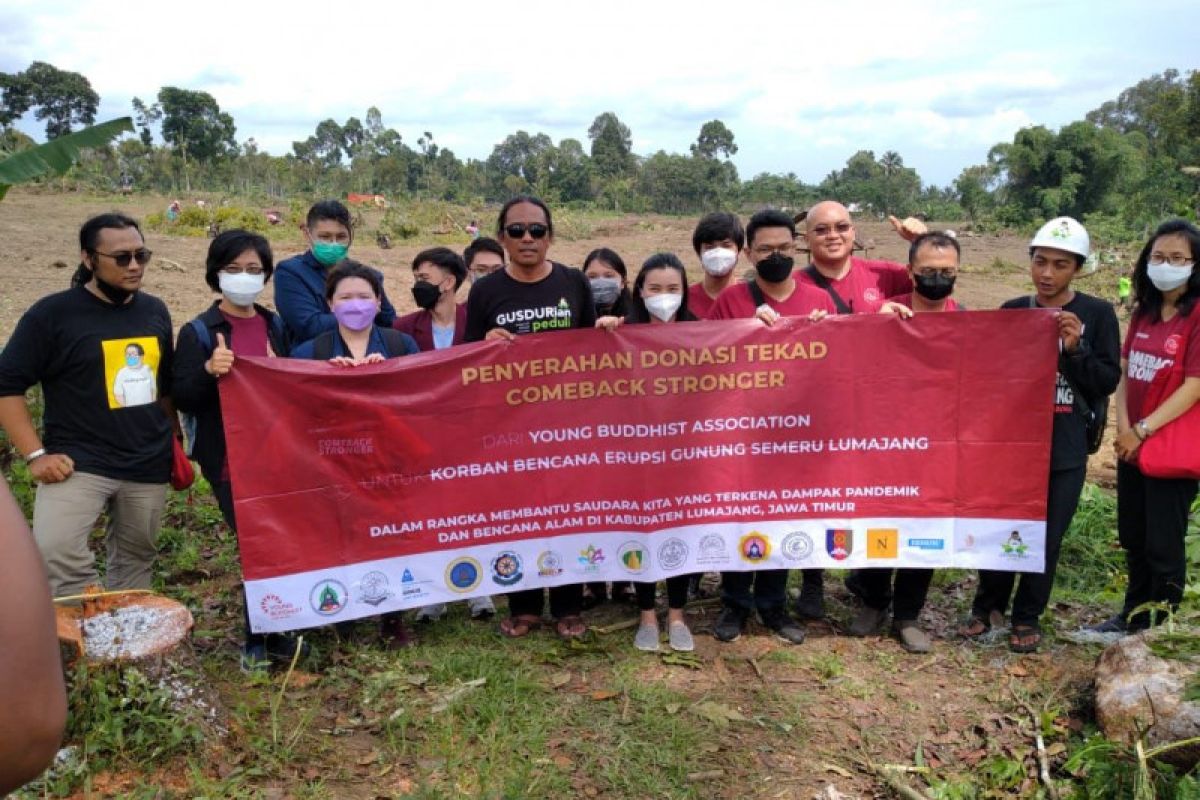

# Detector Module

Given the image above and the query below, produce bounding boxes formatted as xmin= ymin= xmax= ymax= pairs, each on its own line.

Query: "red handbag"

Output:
xmin=1137 ymin=321 xmax=1200 ymax=480
xmin=170 ymin=436 xmax=196 ymax=490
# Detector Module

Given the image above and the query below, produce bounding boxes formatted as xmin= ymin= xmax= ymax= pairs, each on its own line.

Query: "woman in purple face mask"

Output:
xmin=290 ymin=260 xmax=419 ymax=365
xmin=290 ymin=259 xmax=419 ymax=648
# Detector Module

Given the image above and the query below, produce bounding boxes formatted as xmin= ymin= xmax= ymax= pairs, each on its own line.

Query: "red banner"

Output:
xmin=221 ymin=311 xmax=1057 ymax=632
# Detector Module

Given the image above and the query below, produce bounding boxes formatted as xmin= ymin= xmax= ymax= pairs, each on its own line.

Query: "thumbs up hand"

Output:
xmin=205 ymin=331 xmax=236 ymax=377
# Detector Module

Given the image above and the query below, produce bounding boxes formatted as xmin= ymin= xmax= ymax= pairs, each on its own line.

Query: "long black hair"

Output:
xmin=71 ymin=212 xmax=142 ymax=287
xmin=1132 ymin=218 xmax=1200 ymax=322
xmin=626 ymin=253 xmax=697 ymax=324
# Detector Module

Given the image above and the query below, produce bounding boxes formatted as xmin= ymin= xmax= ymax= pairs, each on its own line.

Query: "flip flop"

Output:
xmin=958 ymin=614 xmax=991 ymax=638
xmin=499 ymin=614 xmax=541 ymax=638
xmin=555 ymin=615 xmax=588 ymax=640
xmin=1009 ymin=624 xmax=1042 ymax=653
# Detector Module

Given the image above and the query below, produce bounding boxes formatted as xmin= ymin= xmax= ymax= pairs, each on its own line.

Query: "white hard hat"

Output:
xmin=1030 ymin=216 xmax=1090 ymax=260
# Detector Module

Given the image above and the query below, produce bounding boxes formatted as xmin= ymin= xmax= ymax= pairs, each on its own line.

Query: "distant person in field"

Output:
xmin=709 ymin=208 xmax=833 ymax=647
xmin=465 ymin=195 xmax=595 ymax=640
xmin=849 ymin=231 xmax=965 ymax=654
xmin=0 ymin=477 xmax=66 ymax=795
xmin=789 ymin=201 xmax=926 ymax=621
xmin=464 ymin=237 xmax=506 ymax=284
xmin=466 ymin=219 xmax=480 ymax=239
xmin=963 ymin=217 xmax=1120 ymax=652
xmin=688 ymin=212 xmax=745 ymax=320
xmin=171 ymin=230 xmax=313 ymax=673
xmin=1099 ymin=219 xmax=1200 ymax=635
xmin=597 ymin=253 xmax=700 ymax=652
xmin=0 ymin=213 xmax=174 ymax=597
xmin=394 ymin=246 xmax=497 ymax=623
xmin=273 ymin=200 xmax=397 ymax=342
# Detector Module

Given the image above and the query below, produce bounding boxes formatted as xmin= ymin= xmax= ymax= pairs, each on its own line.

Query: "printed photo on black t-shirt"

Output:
xmin=104 ymin=337 xmax=161 ymax=408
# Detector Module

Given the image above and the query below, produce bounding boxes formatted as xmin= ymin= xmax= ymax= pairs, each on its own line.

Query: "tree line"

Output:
xmin=2 ymin=61 xmax=1197 ymax=236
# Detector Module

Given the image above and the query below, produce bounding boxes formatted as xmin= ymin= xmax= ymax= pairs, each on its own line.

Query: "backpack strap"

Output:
xmin=188 ymin=318 xmax=213 ymax=354
xmin=804 ymin=265 xmax=853 ymax=315
xmin=746 ymin=280 xmax=767 ymax=309
xmin=312 ymin=331 xmax=337 ymax=361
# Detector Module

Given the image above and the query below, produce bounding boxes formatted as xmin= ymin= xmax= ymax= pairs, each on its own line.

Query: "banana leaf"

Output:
xmin=0 ymin=117 xmax=134 ymax=201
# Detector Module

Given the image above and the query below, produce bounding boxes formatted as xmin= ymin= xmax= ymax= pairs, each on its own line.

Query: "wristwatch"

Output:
xmin=1136 ymin=419 xmax=1153 ymax=439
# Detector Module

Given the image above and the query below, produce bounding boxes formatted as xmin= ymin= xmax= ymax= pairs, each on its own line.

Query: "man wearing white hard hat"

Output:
xmin=962 ymin=217 xmax=1120 ymax=652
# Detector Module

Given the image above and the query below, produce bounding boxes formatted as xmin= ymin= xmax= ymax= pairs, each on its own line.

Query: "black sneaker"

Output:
xmin=1087 ymin=614 xmax=1127 ymax=634
xmin=713 ymin=606 xmax=748 ymax=642
xmin=794 ymin=573 xmax=826 ymax=620
xmin=240 ymin=641 xmax=271 ymax=675
xmin=762 ymin=610 xmax=807 ymax=645
xmin=844 ymin=571 xmax=867 ymax=602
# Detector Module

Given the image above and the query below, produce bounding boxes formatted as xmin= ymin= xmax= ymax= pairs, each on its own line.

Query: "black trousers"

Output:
xmin=507 ymin=585 xmax=582 ymax=618
xmin=1117 ymin=460 xmax=1198 ymax=628
xmin=213 ymin=479 xmax=262 ymax=645
xmin=635 ymin=575 xmax=691 ymax=611
xmin=856 ymin=568 xmax=934 ymax=621
xmin=720 ymin=569 xmax=787 ymax=614
xmin=973 ymin=465 xmax=1087 ymax=627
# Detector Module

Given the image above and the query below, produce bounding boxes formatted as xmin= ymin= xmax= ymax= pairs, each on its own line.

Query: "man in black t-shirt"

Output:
xmin=465 ymin=196 xmax=595 ymax=640
xmin=964 ymin=217 xmax=1120 ymax=652
xmin=0 ymin=213 xmax=175 ymax=597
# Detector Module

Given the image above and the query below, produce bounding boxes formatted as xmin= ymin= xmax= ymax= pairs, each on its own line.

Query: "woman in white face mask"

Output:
xmin=171 ymin=229 xmax=302 ymax=673
xmin=598 ymin=253 xmax=700 ymax=651
xmin=1099 ymin=219 xmax=1200 ymax=635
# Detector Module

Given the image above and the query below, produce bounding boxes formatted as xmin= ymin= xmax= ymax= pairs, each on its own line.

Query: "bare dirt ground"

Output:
xmin=0 ymin=190 xmax=1126 ymax=799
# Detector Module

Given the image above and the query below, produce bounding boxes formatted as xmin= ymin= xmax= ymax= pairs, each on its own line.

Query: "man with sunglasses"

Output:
xmin=791 ymin=201 xmax=924 ymax=621
xmin=0 ymin=213 xmax=175 ymax=597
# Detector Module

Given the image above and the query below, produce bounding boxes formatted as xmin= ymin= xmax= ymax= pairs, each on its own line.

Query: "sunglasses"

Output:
xmin=93 ymin=248 xmax=153 ymax=267
xmin=503 ymin=223 xmax=549 ymax=240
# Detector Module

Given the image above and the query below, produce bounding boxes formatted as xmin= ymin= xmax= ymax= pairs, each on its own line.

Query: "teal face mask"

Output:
xmin=311 ymin=240 xmax=349 ymax=266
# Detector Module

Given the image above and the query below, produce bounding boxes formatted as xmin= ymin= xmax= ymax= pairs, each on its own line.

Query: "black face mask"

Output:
xmin=83 ymin=264 xmax=135 ymax=304
xmin=755 ymin=253 xmax=794 ymax=284
xmin=412 ymin=280 xmax=441 ymax=311
xmin=913 ymin=272 xmax=956 ymax=302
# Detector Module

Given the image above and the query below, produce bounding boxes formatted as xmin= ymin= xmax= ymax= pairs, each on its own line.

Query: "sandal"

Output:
xmin=499 ymin=614 xmax=541 ymax=638
xmin=959 ymin=614 xmax=991 ymax=638
xmin=1009 ymin=624 xmax=1042 ymax=653
xmin=555 ymin=615 xmax=588 ymax=640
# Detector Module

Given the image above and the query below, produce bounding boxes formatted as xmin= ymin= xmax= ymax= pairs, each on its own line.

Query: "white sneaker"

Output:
xmin=414 ymin=603 xmax=446 ymax=622
xmin=468 ymin=596 xmax=496 ymax=619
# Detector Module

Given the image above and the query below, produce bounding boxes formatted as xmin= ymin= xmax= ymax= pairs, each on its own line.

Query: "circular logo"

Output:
xmin=358 ymin=571 xmax=392 ymax=606
xmin=739 ymin=533 xmax=771 ymax=563
xmin=490 ymin=551 xmax=524 ymax=586
xmin=617 ymin=541 xmax=648 ymax=575
xmin=445 ymin=557 xmax=482 ymax=592
xmin=864 ymin=288 xmax=881 ymax=304
xmin=781 ymin=532 xmax=814 ymax=562
xmin=1165 ymin=334 xmax=1182 ymax=356
xmin=657 ymin=538 xmax=689 ymax=570
xmin=310 ymin=579 xmax=348 ymax=616
xmin=537 ymin=550 xmax=564 ymax=577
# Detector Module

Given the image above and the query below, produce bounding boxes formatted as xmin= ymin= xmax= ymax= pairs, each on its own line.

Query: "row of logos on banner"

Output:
xmin=254 ymin=525 xmax=1036 ymax=625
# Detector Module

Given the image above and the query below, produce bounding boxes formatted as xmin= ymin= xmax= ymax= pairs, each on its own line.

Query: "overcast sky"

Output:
xmin=2 ymin=0 xmax=1196 ymax=188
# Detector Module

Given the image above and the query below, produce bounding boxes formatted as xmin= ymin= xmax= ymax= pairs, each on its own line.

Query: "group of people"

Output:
xmin=0 ymin=195 xmax=1196 ymax=675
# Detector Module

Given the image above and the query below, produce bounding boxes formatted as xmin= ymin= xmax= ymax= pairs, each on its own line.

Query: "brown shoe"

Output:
xmin=894 ymin=620 xmax=931 ymax=653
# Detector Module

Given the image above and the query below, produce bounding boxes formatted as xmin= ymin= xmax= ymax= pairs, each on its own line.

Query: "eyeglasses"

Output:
xmin=1148 ymin=255 xmax=1195 ymax=267
xmin=92 ymin=248 xmax=152 ymax=267
xmin=504 ymin=223 xmax=549 ymax=240
xmin=751 ymin=243 xmax=796 ymax=258
xmin=222 ymin=265 xmax=265 ymax=275
xmin=810 ymin=222 xmax=853 ymax=237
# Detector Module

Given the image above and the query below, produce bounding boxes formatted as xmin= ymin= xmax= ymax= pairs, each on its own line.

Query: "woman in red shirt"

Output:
xmin=1098 ymin=219 xmax=1200 ymax=633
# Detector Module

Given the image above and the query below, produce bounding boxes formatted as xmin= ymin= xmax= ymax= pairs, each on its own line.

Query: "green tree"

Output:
xmin=131 ymin=97 xmax=162 ymax=147
xmin=158 ymin=87 xmax=236 ymax=164
xmin=953 ymin=164 xmax=996 ymax=222
xmin=691 ymin=120 xmax=737 ymax=160
xmin=0 ymin=62 xmax=99 ymax=139
xmin=587 ymin=112 xmax=635 ymax=180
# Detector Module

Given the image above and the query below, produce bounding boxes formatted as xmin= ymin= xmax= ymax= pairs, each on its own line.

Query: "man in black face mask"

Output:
xmin=852 ymin=231 xmax=964 ymax=653
xmin=0 ymin=213 xmax=175 ymax=598
xmin=709 ymin=209 xmax=834 ymax=646
xmin=394 ymin=247 xmax=469 ymax=351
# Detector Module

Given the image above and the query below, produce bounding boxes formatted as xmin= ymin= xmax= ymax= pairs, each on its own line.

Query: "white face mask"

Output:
xmin=1147 ymin=262 xmax=1193 ymax=292
xmin=700 ymin=247 xmax=738 ymax=277
xmin=644 ymin=292 xmax=682 ymax=322
xmin=218 ymin=271 xmax=266 ymax=308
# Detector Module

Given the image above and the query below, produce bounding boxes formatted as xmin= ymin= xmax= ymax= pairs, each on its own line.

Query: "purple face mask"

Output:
xmin=332 ymin=298 xmax=377 ymax=331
